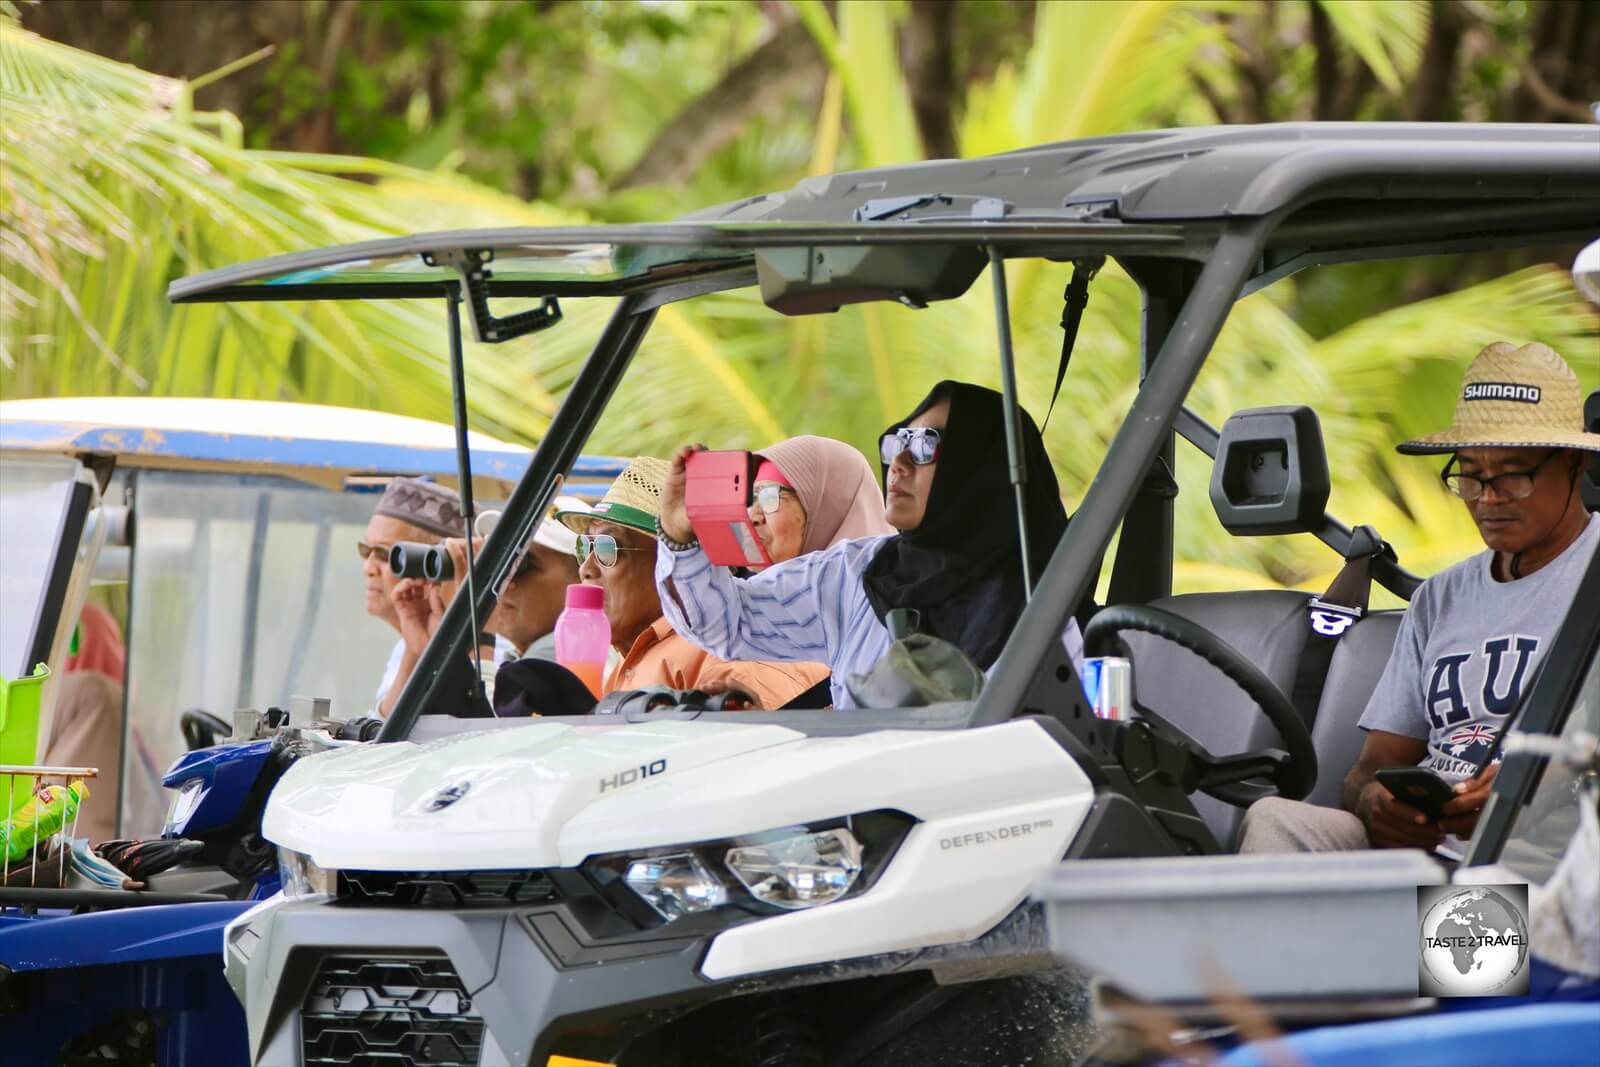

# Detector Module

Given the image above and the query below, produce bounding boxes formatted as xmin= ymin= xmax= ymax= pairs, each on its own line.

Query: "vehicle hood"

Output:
xmin=262 ymin=720 xmax=802 ymax=869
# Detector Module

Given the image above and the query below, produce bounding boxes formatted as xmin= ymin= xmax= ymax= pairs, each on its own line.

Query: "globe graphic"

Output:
xmin=1419 ymin=887 xmax=1529 ymax=995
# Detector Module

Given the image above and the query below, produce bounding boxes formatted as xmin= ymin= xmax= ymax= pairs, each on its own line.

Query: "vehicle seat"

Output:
xmin=1123 ymin=593 xmax=1403 ymax=848
xmin=1123 ymin=590 xmax=1311 ymax=848
xmin=1303 ymin=610 xmax=1402 ymax=808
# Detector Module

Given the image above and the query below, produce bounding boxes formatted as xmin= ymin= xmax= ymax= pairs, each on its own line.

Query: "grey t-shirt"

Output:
xmin=1360 ymin=513 xmax=1598 ymax=783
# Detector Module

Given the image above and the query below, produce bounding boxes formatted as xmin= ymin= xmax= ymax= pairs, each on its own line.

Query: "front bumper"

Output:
xmin=226 ymin=896 xmax=717 ymax=1066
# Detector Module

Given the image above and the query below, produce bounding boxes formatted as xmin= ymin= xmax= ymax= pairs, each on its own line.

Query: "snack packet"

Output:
xmin=1 ymin=780 xmax=89 ymax=862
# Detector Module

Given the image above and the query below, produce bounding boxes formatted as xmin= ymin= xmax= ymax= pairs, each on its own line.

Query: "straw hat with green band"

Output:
xmin=556 ymin=456 xmax=669 ymax=535
xmin=1397 ymin=342 xmax=1600 ymax=456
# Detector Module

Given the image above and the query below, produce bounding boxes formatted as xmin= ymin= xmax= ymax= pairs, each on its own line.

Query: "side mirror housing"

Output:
xmin=1209 ymin=405 xmax=1331 ymax=536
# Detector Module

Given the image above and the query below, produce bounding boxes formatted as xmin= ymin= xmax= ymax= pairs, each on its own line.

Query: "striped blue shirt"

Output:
xmin=655 ymin=536 xmax=1083 ymax=709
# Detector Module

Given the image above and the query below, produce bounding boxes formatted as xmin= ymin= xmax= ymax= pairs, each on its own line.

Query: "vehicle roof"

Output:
xmin=0 ymin=397 xmax=624 ymax=494
xmin=688 ymin=122 xmax=1600 ymax=223
xmin=168 ymin=122 xmax=1599 ymax=308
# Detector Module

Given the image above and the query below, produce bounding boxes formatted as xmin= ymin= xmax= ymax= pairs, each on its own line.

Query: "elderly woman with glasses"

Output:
xmin=743 ymin=435 xmax=895 ymax=568
xmin=656 ymin=381 xmax=1093 ymax=709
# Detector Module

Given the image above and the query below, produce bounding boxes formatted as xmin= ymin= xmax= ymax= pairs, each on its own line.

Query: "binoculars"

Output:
xmin=388 ymin=541 xmax=455 ymax=582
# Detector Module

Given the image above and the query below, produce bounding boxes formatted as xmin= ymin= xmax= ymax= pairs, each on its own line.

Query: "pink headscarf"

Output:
xmin=757 ymin=436 xmax=894 ymax=555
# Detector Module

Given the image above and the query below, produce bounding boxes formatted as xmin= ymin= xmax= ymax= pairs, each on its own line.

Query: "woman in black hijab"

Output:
xmin=864 ymin=380 xmax=1070 ymax=668
xmin=655 ymin=380 xmax=1088 ymax=708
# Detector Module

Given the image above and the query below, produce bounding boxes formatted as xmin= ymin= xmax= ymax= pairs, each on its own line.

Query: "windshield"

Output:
xmin=119 ymin=471 xmax=414 ymax=836
xmin=0 ymin=455 xmax=86 ymax=679
xmin=1496 ymin=648 xmax=1600 ymax=886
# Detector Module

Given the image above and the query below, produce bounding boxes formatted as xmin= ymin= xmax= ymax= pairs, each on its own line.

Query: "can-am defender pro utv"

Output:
xmin=168 ymin=123 xmax=1599 ymax=1066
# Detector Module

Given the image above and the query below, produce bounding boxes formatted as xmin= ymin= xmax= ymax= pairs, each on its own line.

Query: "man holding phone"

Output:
xmin=1241 ymin=342 xmax=1599 ymax=854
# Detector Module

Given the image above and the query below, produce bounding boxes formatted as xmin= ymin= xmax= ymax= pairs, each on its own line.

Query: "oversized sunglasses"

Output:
xmin=1441 ymin=451 xmax=1560 ymax=502
xmin=880 ymin=426 xmax=942 ymax=465
xmin=574 ymin=533 xmax=651 ymax=568
xmin=750 ymin=484 xmax=797 ymax=515
xmin=356 ymin=540 xmax=394 ymax=561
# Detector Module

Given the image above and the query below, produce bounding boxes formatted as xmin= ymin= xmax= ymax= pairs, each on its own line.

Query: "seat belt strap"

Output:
xmin=1043 ymin=257 xmax=1105 ymax=431
xmin=1290 ymin=525 xmax=1386 ymax=727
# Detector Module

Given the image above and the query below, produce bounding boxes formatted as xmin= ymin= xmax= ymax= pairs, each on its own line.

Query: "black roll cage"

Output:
xmin=163 ymin=125 xmax=1599 ymax=748
xmin=380 ymin=220 xmax=1591 ymax=743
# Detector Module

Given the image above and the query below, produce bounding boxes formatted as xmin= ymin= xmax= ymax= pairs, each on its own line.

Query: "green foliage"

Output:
xmin=5 ymin=1 xmax=1596 ymax=602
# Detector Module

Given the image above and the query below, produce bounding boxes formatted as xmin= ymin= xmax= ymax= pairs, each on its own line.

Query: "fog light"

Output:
xmin=724 ymin=828 xmax=862 ymax=909
xmin=624 ymin=852 xmax=727 ymax=921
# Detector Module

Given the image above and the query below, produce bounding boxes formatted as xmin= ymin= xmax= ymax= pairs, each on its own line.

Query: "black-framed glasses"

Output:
xmin=751 ymin=484 xmax=797 ymax=515
xmin=880 ymin=426 xmax=942 ymax=465
xmin=575 ymin=533 xmax=650 ymax=568
xmin=356 ymin=540 xmax=394 ymax=561
xmin=1441 ymin=451 xmax=1560 ymax=501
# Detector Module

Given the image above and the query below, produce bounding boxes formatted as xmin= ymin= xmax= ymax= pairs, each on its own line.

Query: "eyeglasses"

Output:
xmin=880 ymin=426 xmax=942 ymax=465
xmin=356 ymin=540 xmax=393 ymax=561
xmin=1441 ymin=451 xmax=1560 ymax=501
xmin=574 ymin=533 xmax=651 ymax=568
xmin=751 ymin=484 xmax=797 ymax=515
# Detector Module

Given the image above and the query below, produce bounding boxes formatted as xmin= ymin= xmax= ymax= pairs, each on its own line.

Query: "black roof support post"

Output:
xmin=380 ymin=295 xmax=658 ymax=741
xmin=444 ymin=287 xmax=488 ymax=703
xmin=1106 ymin=257 xmax=1205 ymax=607
xmin=988 ymin=247 xmax=1033 ymax=599
xmin=968 ymin=214 xmax=1282 ymax=732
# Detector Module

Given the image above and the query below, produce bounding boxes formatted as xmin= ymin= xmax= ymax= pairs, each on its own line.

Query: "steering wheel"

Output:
xmin=1084 ymin=603 xmax=1317 ymax=806
xmin=181 ymin=709 xmax=232 ymax=751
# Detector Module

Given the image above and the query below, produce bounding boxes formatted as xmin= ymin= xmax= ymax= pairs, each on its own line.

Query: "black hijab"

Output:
xmin=862 ymin=381 xmax=1070 ymax=669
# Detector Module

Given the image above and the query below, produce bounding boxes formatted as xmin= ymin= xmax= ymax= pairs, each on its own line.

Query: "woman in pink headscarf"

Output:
xmin=746 ymin=435 xmax=894 ymax=568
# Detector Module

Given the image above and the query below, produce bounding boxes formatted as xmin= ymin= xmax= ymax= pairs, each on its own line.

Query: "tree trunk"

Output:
xmin=1309 ymin=2 xmax=1340 ymax=121
xmin=612 ymin=21 xmax=824 ymax=191
xmin=905 ymin=0 xmax=959 ymax=159
xmin=1407 ymin=0 xmax=1464 ymax=121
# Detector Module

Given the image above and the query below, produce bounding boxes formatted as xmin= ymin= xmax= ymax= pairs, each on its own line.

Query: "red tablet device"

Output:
xmin=685 ymin=450 xmax=772 ymax=568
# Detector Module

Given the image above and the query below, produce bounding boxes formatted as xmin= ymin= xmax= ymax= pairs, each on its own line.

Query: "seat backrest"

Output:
xmin=1304 ymin=610 xmax=1402 ymax=808
xmin=1127 ymin=590 xmax=1311 ymax=847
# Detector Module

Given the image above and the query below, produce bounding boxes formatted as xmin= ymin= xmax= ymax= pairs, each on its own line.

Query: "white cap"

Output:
xmin=474 ymin=495 xmax=591 ymax=554
xmin=534 ymin=495 xmax=588 ymax=554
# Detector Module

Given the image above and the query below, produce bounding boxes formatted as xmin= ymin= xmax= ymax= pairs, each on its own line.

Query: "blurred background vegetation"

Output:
xmin=3 ymin=0 xmax=1597 ymax=600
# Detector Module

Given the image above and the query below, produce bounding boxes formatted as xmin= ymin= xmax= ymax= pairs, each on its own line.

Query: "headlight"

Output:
xmin=724 ymin=828 xmax=862 ymax=909
xmin=162 ymin=778 xmax=206 ymax=837
xmin=623 ymin=852 xmax=728 ymax=921
xmin=595 ymin=817 xmax=896 ymax=927
xmin=278 ymin=848 xmax=336 ymax=899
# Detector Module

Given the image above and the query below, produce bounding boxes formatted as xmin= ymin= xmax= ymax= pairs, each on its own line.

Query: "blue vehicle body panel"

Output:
xmin=0 ymin=901 xmax=251 ymax=972
xmin=1217 ymin=1002 xmax=1600 ymax=1067
xmin=161 ymin=740 xmax=275 ymax=837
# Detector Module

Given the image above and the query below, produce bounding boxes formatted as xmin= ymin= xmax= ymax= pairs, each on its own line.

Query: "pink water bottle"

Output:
xmin=555 ymin=584 xmax=610 ymax=698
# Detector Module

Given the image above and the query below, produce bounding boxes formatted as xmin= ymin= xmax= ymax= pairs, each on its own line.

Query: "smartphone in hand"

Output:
xmin=1376 ymin=767 xmax=1455 ymax=821
xmin=685 ymin=450 xmax=772 ymax=568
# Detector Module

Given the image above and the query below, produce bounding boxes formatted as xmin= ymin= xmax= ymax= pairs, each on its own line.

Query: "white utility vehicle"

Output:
xmin=168 ymin=124 xmax=1598 ymax=1066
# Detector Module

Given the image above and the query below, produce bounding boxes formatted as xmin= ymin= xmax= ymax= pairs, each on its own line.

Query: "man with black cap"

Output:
xmin=1241 ymin=341 xmax=1598 ymax=854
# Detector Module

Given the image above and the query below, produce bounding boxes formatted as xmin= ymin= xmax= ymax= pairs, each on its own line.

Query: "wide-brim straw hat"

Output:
xmin=1396 ymin=342 xmax=1600 ymax=455
xmin=555 ymin=457 xmax=668 ymax=535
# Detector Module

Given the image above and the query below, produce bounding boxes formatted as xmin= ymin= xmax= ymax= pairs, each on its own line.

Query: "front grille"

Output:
xmin=302 ymin=955 xmax=483 ymax=1066
xmin=339 ymin=869 xmax=559 ymax=908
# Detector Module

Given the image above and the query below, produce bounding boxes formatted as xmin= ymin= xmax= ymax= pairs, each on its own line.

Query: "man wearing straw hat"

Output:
xmin=1242 ymin=341 xmax=1598 ymax=854
xmin=556 ymin=458 xmax=827 ymax=708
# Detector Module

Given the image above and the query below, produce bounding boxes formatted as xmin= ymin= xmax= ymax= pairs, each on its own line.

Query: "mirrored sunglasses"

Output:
xmin=880 ymin=426 xmax=942 ymax=465
xmin=574 ymin=533 xmax=650 ymax=568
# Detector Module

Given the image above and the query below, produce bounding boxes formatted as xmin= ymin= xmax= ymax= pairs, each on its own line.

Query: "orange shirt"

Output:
xmin=604 ymin=617 xmax=829 ymax=709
